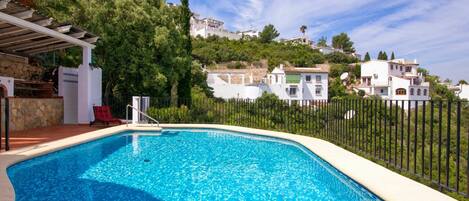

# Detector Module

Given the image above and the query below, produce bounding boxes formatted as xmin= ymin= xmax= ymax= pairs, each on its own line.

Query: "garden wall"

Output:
xmin=8 ymin=97 xmax=63 ymax=131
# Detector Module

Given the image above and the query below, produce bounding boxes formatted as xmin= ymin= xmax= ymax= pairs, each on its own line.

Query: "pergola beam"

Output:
xmin=0 ymin=25 xmax=71 ymax=46
xmin=25 ymin=37 xmax=99 ymax=55
xmin=0 ymin=0 xmax=10 ymax=10
xmin=0 ymin=18 xmax=52 ymax=37
xmin=0 ymin=11 xmax=95 ymax=48
xmin=0 ymin=9 xmax=33 ymax=25
xmin=6 ymin=31 xmax=87 ymax=51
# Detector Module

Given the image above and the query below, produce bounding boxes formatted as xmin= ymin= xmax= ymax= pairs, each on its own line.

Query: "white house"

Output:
xmin=238 ymin=30 xmax=259 ymax=38
xmin=358 ymin=59 xmax=430 ymax=107
xmin=207 ymin=65 xmax=329 ymax=102
xmin=190 ymin=13 xmax=241 ymax=40
xmin=456 ymin=84 xmax=469 ymax=100
xmin=265 ymin=65 xmax=328 ymax=101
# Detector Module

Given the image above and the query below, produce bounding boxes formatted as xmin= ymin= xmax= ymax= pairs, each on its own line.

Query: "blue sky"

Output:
xmin=170 ymin=0 xmax=469 ymax=83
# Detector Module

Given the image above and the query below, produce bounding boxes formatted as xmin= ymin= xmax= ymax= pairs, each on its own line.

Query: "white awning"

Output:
xmin=0 ymin=0 xmax=98 ymax=56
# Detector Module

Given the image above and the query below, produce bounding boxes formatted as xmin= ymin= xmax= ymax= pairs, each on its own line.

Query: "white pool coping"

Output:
xmin=0 ymin=124 xmax=455 ymax=201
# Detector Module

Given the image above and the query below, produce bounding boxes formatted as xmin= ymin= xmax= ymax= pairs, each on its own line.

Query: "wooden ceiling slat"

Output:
xmin=0 ymin=0 xmax=98 ymax=56
xmin=0 ymin=18 xmax=51 ymax=37
xmin=25 ymin=37 xmax=98 ymax=55
xmin=0 ymin=9 xmax=32 ymax=25
xmin=7 ymin=31 xmax=86 ymax=51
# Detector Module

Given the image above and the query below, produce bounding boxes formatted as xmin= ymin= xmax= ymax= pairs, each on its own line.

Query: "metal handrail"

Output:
xmin=125 ymin=104 xmax=160 ymax=127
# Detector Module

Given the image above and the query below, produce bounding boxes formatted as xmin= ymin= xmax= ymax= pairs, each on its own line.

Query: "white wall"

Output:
xmin=458 ymin=84 xmax=469 ymax=100
xmin=361 ymin=61 xmax=390 ymax=86
xmin=0 ymin=76 xmax=14 ymax=97
xmin=58 ymin=67 xmax=79 ymax=124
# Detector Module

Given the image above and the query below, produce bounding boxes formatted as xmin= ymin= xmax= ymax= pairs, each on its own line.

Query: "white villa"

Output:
xmin=190 ymin=13 xmax=241 ymax=40
xmin=455 ymin=84 xmax=469 ymax=100
xmin=358 ymin=59 xmax=430 ymax=106
xmin=207 ymin=64 xmax=329 ymax=102
xmin=266 ymin=65 xmax=328 ymax=101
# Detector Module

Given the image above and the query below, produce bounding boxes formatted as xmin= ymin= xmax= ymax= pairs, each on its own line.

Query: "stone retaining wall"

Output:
xmin=0 ymin=53 xmax=44 ymax=80
xmin=8 ymin=98 xmax=63 ymax=131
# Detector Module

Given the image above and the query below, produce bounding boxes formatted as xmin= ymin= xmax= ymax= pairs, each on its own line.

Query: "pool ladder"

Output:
xmin=125 ymin=104 xmax=160 ymax=127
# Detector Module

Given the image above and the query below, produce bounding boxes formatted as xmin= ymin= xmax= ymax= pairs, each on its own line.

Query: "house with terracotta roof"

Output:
xmin=207 ymin=64 xmax=329 ymax=102
xmin=266 ymin=64 xmax=328 ymax=102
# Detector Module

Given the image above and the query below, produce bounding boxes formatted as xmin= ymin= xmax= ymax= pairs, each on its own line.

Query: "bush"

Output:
xmin=147 ymin=105 xmax=190 ymax=123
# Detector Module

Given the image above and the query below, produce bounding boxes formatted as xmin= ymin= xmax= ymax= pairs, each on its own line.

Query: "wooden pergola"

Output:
xmin=0 ymin=0 xmax=97 ymax=55
xmin=0 ymin=0 xmax=100 ymax=124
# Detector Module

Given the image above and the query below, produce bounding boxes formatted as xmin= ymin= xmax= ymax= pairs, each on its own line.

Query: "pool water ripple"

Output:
xmin=8 ymin=129 xmax=381 ymax=201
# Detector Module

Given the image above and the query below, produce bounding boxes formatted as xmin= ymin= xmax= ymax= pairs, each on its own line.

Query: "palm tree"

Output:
xmin=300 ymin=25 xmax=307 ymax=37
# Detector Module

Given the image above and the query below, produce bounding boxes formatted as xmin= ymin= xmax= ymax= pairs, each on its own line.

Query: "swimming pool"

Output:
xmin=7 ymin=128 xmax=381 ymax=201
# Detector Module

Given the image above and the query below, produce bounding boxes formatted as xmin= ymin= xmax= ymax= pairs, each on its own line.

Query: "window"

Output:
xmin=275 ymin=75 xmax=278 ymax=83
xmin=305 ymin=75 xmax=312 ymax=82
xmin=405 ymin=67 xmax=411 ymax=72
xmin=289 ymin=87 xmax=297 ymax=96
xmin=410 ymin=88 xmax=414 ymax=95
xmin=396 ymin=88 xmax=406 ymax=95
xmin=400 ymin=66 xmax=403 ymax=71
xmin=380 ymin=89 xmax=384 ymax=94
xmin=423 ymin=89 xmax=428 ymax=96
xmin=417 ymin=89 xmax=421 ymax=96
xmin=316 ymin=75 xmax=322 ymax=83
xmin=390 ymin=65 xmax=394 ymax=70
xmin=315 ymin=85 xmax=322 ymax=96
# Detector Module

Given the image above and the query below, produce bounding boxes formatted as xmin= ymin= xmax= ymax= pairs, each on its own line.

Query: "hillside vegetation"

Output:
xmin=192 ymin=36 xmax=359 ymax=70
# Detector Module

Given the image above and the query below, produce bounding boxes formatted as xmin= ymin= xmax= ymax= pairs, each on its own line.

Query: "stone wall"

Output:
xmin=0 ymin=53 xmax=44 ymax=80
xmin=8 ymin=98 xmax=63 ymax=131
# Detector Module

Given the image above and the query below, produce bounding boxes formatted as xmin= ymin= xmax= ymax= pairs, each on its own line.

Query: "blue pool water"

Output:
xmin=8 ymin=129 xmax=381 ymax=201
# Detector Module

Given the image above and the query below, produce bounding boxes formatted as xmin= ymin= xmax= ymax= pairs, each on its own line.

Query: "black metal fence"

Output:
xmin=123 ymin=97 xmax=469 ymax=197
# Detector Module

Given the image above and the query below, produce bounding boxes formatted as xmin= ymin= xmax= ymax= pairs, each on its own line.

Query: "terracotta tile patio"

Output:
xmin=0 ymin=124 xmax=110 ymax=151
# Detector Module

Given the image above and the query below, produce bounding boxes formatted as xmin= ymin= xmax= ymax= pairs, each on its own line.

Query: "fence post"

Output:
xmin=466 ymin=126 xmax=469 ymax=197
xmin=5 ymin=98 xmax=9 ymax=151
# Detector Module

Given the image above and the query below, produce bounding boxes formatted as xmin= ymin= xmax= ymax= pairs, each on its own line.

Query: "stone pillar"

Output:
xmin=227 ymin=74 xmax=232 ymax=84
xmin=241 ymin=74 xmax=245 ymax=85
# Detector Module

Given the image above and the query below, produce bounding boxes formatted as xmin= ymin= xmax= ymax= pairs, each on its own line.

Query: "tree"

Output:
xmin=300 ymin=25 xmax=307 ymax=38
xmin=317 ymin=36 xmax=327 ymax=47
xmin=332 ymin=33 xmax=355 ymax=53
xmin=390 ymin=52 xmax=395 ymax=60
xmin=364 ymin=52 xmax=371 ymax=61
xmin=177 ymin=0 xmax=193 ymax=106
xmin=259 ymin=24 xmax=280 ymax=43
xmin=34 ymin=0 xmax=192 ymax=108
xmin=378 ymin=51 xmax=388 ymax=60
xmin=459 ymin=80 xmax=468 ymax=85
xmin=382 ymin=52 xmax=388 ymax=60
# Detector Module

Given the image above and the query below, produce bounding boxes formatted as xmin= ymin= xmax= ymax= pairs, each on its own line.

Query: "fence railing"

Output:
xmin=109 ymin=97 xmax=469 ymax=197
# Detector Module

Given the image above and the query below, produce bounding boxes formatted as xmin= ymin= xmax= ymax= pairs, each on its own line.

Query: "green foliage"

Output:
xmin=458 ymin=80 xmax=468 ymax=85
xmin=191 ymin=61 xmax=213 ymax=97
xmin=358 ymin=90 xmax=366 ymax=97
xmin=377 ymin=51 xmax=388 ymax=60
xmin=390 ymin=51 xmax=395 ymax=60
xmin=364 ymin=52 xmax=371 ymax=61
xmin=227 ymin=61 xmax=246 ymax=69
xmin=328 ymin=78 xmax=347 ymax=99
xmin=192 ymin=37 xmax=329 ymax=68
xmin=259 ymin=24 xmax=280 ymax=43
xmin=317 ymin=36 xmax=328 ymax=47
xmin=332 ymin=33 xmax=355 ymax=53
xmin=325 ymin=52 xmax=358 ymax=64
xmin=352 ymin=64 xmax=361 ymax=79
xmin=34 ymin=0 xmax=192 ymax=105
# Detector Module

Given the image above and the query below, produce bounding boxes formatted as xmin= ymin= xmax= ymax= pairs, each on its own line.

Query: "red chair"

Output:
xmin=90 ymin=106 xmax=122 ymax=126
